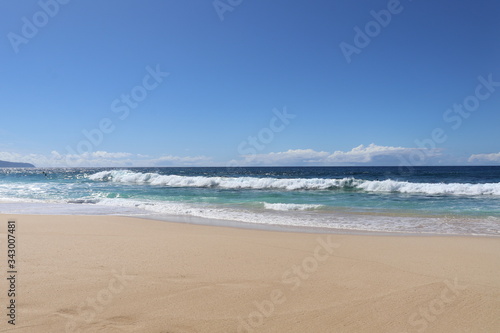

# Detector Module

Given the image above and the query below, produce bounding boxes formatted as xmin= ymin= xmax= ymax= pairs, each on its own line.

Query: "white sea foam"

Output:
xmin=88 ymin=170 xmax=500 ymax=196
xmin=81 ymin=198 xmax=500 ymax=236
xmin=88 ymin=170 xmax=357 ymax=190
xmin=263 ymin=203 xmax=324 ymax=211
xmin=357 ymin=179 xmax=500 ymax=195
xmin=0 ymin=195 xmax=498 ymax=235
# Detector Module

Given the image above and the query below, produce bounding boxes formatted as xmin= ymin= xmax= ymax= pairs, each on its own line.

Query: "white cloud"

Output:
xmin=237 ymin=149 xmax=330 ymax=165
xmin=0 ymin=151 xmax=211 ymax=167
xmin=468 ymin=152 xmax=500 ymax=163
xmin=235 ymin=143 xmax=443 ymax=166
xmin=155 ymin=155 xmax=211 ymax=165
xmin=91 ymin=151 xmax=132 ymax=159
xmin=0 ymin=143 xmax=464 ymax=167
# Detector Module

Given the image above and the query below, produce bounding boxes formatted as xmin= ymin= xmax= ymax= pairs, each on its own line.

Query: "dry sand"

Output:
xmin=0 ymin=214 xmax=499 ymax=332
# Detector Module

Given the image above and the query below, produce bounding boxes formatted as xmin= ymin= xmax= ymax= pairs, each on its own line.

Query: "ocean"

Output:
xmin=1 ymin=166 xmax=499 ymax=236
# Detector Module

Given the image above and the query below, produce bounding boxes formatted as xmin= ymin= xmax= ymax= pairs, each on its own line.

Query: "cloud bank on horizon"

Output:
xmin=1 ymin=144 xmax=497 ymax=167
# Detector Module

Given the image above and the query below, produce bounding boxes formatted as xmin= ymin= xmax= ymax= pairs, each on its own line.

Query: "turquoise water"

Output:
xmin=1 ymin=166 xmax=499 ymax=235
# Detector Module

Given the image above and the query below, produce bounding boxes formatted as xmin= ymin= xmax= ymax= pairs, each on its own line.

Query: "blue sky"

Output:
xmin=1 ymin=0 xmax=499 ymax=167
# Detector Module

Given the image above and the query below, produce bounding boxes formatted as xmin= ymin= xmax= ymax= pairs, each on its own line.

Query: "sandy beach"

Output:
xmin=1 ymin=214 xmax=499 ymax=332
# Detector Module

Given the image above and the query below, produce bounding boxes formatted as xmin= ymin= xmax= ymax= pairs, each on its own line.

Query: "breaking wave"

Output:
xmin=88 ymin=170 xmax=500 ymax=196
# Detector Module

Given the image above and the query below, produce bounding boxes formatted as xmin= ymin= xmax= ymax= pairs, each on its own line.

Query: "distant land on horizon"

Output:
xmin=0 ymin=160 xmax=35 ymax=168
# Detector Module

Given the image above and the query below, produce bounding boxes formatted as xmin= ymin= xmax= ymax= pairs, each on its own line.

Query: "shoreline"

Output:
xmin=1 ymin=200 xmax=500 ymax=237
xmin=3 ymin=213 xmax=500 ymax=332
xmin=136 ymin=212 xmax=500 ymax=238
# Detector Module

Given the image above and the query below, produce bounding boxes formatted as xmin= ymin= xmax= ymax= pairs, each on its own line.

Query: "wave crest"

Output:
xmin=88 ymin=170 xmax=358 ymax=190
xmin=88 ymin=170 xmax=500 ymax=195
